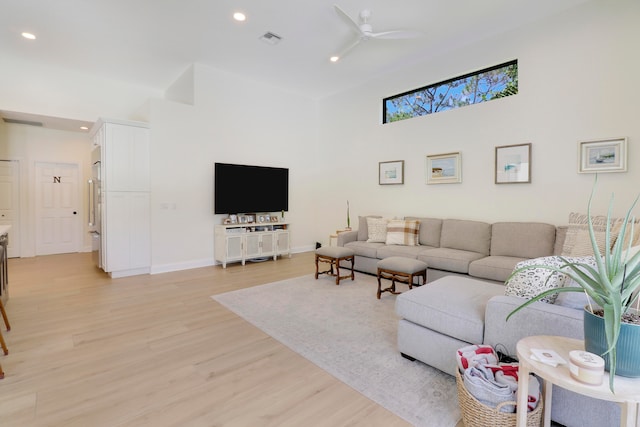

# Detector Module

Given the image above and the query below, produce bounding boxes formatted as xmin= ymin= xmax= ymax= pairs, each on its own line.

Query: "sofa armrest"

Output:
xmin=337 ymin=230 xmax=358 ymax=246
xmin=483 ymin=295 xmax=583 ymax=358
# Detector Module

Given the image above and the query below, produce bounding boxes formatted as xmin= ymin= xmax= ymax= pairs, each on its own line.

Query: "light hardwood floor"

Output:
xmin=0 ymin=252 xmax=418 ymax=426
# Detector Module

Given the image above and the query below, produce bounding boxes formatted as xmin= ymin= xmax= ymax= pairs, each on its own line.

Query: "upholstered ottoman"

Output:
xmin=395 ymin=275 xmax=505 ymax=375
xmin=376 ymin=256 xmax=427 ymax=299
xmin=315 ymin=246 xmax=355 ymax=285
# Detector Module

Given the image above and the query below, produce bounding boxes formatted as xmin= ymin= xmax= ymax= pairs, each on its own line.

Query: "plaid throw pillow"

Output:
xmin=385 ymin=219 xmax=420 ymax=246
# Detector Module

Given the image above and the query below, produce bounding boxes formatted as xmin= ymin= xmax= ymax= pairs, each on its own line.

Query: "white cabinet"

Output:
xmin=215 ymin=223 xmax=291 ymax=268
xmin=276 ymin=230 xmax=290 ymax=255
xmin=103 ymin=124 xmax=149 ymax=192
xmin=90 ymin=118 xmax=150 ymax=278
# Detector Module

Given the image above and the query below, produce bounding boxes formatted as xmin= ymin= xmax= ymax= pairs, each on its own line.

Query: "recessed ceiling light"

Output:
xmin=22 ymin=32 xmax=36 ymax=40
xmin=80 ymin=126 xmax=89 ymax=131
xmin=330 ymin=56 xmax=340 ymax=63
xmin=233 ymin=12 xmax=246 ymax=22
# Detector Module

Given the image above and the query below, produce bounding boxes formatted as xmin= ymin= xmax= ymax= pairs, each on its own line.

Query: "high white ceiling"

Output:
xmin=1 ymin=0 xmax=590 ymax=130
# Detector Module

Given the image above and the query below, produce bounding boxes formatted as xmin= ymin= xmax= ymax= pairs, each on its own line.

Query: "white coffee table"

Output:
xmin=516 ymin=335 xmax=640 ymax=427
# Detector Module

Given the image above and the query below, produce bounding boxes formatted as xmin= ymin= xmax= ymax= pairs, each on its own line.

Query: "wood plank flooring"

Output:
xmin=0 ymin=252 xmax=415 ymax=426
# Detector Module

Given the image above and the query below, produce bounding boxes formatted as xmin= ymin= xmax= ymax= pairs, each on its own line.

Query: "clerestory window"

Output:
xmin=383 ymin=60 xmax=518 ymax=124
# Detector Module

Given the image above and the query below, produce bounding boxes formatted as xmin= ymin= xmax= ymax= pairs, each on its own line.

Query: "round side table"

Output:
xmin=516 ymin=335 xmax=640 ymax=427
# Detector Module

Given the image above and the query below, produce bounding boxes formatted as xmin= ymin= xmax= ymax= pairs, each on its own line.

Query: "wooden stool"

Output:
xmin=0 ymin=299 xmax=9 ymax=356
xmin=315 ymin=246 xmax=355 ymax=285
xmin=0 ymin=299 xmax=9 ymax=379
xmin=376 ymin=257 xmax=427 ymax=299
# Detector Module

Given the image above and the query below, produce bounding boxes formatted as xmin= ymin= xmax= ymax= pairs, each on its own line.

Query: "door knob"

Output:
xmin=73 ymin=211 xmax=77 ymax=215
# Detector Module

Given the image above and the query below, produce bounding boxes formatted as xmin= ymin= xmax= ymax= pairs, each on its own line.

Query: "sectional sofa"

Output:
xmin=337 ymin=215 xmax=620 ymax=427
xmin=336 ymin=216 xmax=563 ymax=283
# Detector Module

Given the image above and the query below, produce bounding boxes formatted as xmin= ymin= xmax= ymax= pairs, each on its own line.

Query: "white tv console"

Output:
xmin=214 ymin=222 xmax=291 ymax=268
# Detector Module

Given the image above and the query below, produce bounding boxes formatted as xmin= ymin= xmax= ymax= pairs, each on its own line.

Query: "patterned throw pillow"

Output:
xmin=366 ymin=217 xmax=389 ymax=243
xmin=505 ymin=256 xmax=569 ymax=304
xmin=385 ymin=220 xmax=421 ymax=246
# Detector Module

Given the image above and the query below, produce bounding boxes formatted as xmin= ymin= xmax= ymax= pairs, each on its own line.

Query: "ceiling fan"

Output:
xmin=331 ymin=5 xmax=423 ymax=62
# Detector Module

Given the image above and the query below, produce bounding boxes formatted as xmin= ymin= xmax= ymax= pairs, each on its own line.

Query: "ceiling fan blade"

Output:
xmin=334 ymin=4 xmax=364 ymax=36
xmin=369 ymin=30 xmax=424 ymax=40
xmin=332 ymin=38 xmax=362 ymax=62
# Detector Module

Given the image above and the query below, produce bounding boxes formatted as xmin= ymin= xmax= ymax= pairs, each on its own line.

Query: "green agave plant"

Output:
xmin=507 ymin=177 xmax=640 ymax=392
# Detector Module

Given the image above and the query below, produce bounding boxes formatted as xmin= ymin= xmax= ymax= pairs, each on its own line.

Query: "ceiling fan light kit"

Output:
xmin=331 ymin=4 xmax=423 ymax=61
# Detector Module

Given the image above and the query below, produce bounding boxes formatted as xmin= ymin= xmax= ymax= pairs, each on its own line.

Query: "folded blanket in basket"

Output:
xmin=464 ymin=364 xmax=516 ymax=413
xmin=456 ymin=344 xmax=499 ymax=371
xmin=457 ymin=345 xmax=541 ymax=413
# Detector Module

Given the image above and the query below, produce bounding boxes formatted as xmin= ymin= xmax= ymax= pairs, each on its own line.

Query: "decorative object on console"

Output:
xmin=508 ymin=176 xmax=640 ymax=391
xmin=578 ymin=137 xmax=627 ymax=173
xmin=494 ymin=143 xmax=531 ymax=184
xmin=346 ymin=200 xmax=351 ymax=230
xmin=426 ymin=152 xmax=461 ymax=184
xmin=378 ymin=160 xmax=404 ymax=185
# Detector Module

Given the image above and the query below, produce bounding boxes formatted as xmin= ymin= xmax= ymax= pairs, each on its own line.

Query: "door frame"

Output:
xmin=0 ymin=159 xmax=21 ymax=257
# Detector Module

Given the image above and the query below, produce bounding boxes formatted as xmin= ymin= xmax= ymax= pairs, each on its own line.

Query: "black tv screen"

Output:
xmin=214 ymin=163 xmax=289 ymax=214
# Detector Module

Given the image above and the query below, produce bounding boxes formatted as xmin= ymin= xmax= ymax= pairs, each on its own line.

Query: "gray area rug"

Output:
xmin=212 ymin=273 xmax=460 ymax=427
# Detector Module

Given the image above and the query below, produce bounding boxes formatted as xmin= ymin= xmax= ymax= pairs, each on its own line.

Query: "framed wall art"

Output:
xmin=379 ymin=160 xmax=404 ymax=185
xmin=426 ymin=152 xmax=461 ymax=184
xmin=578 ymin=137 xmax=627 ymax=173
xmin=495 ymin=143 xmax=531 ymax=184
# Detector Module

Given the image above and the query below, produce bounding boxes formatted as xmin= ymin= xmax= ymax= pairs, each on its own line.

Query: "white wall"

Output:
xmin=314 ymin=0 xmax=640 ymax=242
xmin=0 ymin=57 xmax=161 ymax=122
xmin=148 ymin=64 xmax=319 ymax=273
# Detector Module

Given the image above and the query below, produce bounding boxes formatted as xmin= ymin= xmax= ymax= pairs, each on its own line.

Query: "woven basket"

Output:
xmin=456 ymin=370 xmax=543 ymax=427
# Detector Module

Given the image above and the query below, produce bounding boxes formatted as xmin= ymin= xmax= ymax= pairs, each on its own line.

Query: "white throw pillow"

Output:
xmin=505 ymin=256 xmax=569 ymax=304
xmin=385 ymin=219 xmax=420 ymax=246
xmin=366 ymin=218 xmax=389 ymax=243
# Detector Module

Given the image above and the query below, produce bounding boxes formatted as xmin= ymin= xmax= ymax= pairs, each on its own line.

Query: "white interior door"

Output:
xmin=35 ymin=162 xmax=81 ymax=255
xmin=0 ymin=160 xmax=20 ymax=257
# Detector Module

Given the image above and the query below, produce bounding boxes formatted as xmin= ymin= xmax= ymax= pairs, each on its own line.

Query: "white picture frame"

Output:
xmin=578 ymin=137 xmax=627 ymax=173
xmin=426 ymin=152 xmax=461 ymax=184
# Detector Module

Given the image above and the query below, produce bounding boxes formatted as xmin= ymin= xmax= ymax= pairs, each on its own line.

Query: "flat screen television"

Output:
xmin=214 ymin=163 xmax=289 ymax=214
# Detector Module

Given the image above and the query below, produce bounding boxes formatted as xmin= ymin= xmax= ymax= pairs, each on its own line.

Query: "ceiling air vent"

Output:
xmin=259 ymin=32 xmax=282 ymax=45
xmin=2 ymin=118 xmax=43 ymax=127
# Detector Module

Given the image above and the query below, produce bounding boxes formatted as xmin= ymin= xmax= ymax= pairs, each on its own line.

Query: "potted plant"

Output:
xmin=507 ymin=177 xmax=640 ymax=391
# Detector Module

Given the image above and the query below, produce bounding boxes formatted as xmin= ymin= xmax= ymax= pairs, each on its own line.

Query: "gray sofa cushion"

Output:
xmin=468 ymin=255 xmax=527 ymax=282
xmin=491 ymin=222 xmax=556 ymax=258
xmin=440 ymin=219 xmax=491 ymax=254
xmin=344 ymin=241 xmax=384 ymax=258
xmin=405 ymin=217 xmax=443 ymax=247
xmin=377 ymin=256 xmax=427 ymax=273
xmin=377 ymin=244 xmax=432 ymax=259
xmin=396 ymin=276 xmax=505 ymax=344
xmin=417 ymin=247 xmax=486 ymax=273
xmin=483 ymin=295 xmax=584 ymax=356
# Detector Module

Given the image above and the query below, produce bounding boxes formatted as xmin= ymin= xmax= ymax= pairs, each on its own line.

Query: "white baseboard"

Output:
xmin=150 ymin=246 xmax=314 ymax=274
xmin=150 ymin=258 xmax=214 ymax=275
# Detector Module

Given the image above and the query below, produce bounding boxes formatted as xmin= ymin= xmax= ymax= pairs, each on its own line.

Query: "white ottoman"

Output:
xmin=395 ymin=275 xmax=505 ymax=374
